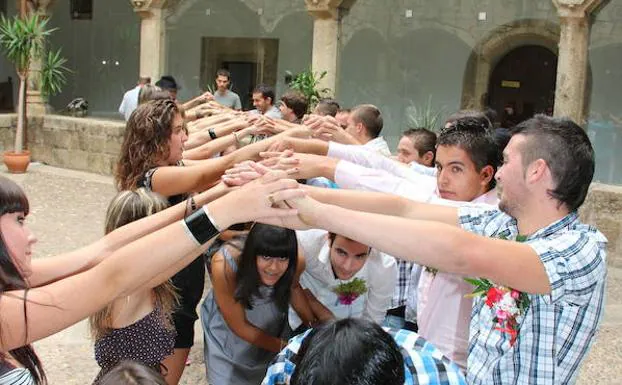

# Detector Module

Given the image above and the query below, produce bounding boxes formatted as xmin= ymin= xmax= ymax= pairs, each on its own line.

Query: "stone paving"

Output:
xmin=2 ymin=163 xmax=621 ymax=384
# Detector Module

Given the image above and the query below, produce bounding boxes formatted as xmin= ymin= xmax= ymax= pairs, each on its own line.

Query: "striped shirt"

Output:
xmin=458 ymin=207 xmax=607 ymax=385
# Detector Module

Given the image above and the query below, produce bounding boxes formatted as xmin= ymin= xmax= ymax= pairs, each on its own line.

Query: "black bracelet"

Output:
xmin=183 ymin=208 xmax=220 ymax=245
xmin=208 ymin=128 xmax=217 ymax=140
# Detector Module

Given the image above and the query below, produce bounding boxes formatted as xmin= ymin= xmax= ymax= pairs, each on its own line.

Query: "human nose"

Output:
xmin=27 ymin=227 xmax=37 ymax=245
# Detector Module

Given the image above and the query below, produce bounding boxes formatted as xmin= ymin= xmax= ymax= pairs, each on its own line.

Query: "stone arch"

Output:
xmin=460 ymin=19 xmax=560 ymax=110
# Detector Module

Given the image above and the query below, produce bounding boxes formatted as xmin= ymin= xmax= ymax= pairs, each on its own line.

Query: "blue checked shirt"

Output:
xmin=261 ymin=328 xmax=466 ymax=385
xmin=458 ymin=207 xmax=607 ymax=385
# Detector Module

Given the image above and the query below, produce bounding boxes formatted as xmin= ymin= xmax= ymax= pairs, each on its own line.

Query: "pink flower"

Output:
xmin=511 ymin=290 xmax=520 ymax=300
xmin=338 ymin=293 xmax=358 ymax=305
xmin=496 ymin=308 xmax=509 ymax=320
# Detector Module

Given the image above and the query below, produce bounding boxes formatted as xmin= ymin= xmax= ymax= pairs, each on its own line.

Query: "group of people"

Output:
xmin=0 ymin=68 xmax=606 ymax=385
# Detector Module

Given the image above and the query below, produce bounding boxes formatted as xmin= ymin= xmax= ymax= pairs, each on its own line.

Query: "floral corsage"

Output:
xmin=464 ymin=234 xmax=530 ymax=346
xmin=333 ymin=278 xmax=367 ymax=305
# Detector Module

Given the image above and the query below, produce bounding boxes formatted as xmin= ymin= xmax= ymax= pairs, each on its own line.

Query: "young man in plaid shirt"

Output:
xmin=273 ymin=114 xmax=606 ymax=385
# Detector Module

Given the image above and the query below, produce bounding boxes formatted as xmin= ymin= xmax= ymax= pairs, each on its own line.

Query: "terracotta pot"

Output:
xmin=3 ymin=150 xmax=31 ymax=174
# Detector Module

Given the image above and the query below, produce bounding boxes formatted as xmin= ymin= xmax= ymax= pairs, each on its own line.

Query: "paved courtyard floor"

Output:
xmin=2 ymin=163 xmax=621 ymax=384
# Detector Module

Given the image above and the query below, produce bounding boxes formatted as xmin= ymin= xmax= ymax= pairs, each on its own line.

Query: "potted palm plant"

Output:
xmin=0 ymin=13 xmax=53 ymax=173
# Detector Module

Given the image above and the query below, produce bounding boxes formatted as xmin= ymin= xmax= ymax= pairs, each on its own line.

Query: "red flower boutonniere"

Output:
xmin=464 ymin=234 xmax=530 ymax=346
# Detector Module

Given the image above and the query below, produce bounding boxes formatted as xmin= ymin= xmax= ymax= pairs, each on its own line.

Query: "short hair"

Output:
xmin=138 ymin=76 xmax=151 ymax=84
xmin=315 ymin=98 xmax=340 ymax=117
xmin=216 ymin=68 xmax=231 ymax=79
xmin=138 ymin=84 xmax=171 ymax=105
xmin=281 ymin=90 xmax=309 ymax=119
xmin=511 ymin=114 xmax=594 ymax=212
xmin=439 ymin=110 xmax=500 ymax=189
xmin=98 ymin=361 xmax=167 ymax=385
xmin=291 ymin=318 xmax=405 ymax=385
xmin=252 ymin=84 xmax=276 ymax=104
xmin=351 ymin=104 xmax=383 ymax=138
xmin=403 ymin=127 xmax=437 ymax=159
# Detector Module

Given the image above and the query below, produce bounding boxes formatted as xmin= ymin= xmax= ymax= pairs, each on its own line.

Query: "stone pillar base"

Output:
xmin=26 ymin=90 xmax=48 ymax=115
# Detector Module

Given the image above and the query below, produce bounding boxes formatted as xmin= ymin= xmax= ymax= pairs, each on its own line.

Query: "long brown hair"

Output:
xmin=115 ymin=99 xmax=182 ymax=191
xmin=0 ymin=176 xmax=46 ymax=384
xmin=89 ymin=189 xmax=178 ymax=340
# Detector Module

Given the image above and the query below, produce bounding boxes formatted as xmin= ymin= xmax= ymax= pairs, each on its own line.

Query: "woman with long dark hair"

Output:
xmin=0 ymin=169 xmax=301 ymax=385
xmin=201 ymin=223 xmax=315 ymax=385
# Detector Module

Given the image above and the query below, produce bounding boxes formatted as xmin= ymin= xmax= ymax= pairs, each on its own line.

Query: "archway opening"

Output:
xmin=487 ymin=45 xmax=557 ymax=127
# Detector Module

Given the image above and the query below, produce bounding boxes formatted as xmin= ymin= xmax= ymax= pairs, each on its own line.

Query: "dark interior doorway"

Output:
xmin=222 ymin=61 xmax=257 ymax=110
xmin=487 ymin=45 xmax=557 ymax=127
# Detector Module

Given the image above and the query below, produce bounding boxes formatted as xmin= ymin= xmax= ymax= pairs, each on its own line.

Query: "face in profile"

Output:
xmin=495 ymin=135 xmax=529 ymax=216
xmin=328 ymin=235 xmax=370 ymax=280
xmin=165 ymin=113 xmax=188 ymax=165
xmin=435 ymin=145 xmax=492 ymax=202
xmin=396 ymin=136 xmax=431 ymax=166
xmin=1 ymin=211 xmax=37 ymax=278
xmin=256 ymin=255 xmax=290 ymax=286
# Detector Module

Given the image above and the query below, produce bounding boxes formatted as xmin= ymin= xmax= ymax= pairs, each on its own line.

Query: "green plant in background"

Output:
xmin=286 ymin=68 xmax=331 ymax=109
xmin=405 ymin=96 xmax=445 ymax=132
xmin=41 ymin=48 xmax=70 ymax=98
xmin=0 ymin=14 xmax=66 ymax=154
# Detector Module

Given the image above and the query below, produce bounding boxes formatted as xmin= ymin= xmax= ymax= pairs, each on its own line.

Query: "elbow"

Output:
xmin=450 ymin=233 xmax=482 ymax=277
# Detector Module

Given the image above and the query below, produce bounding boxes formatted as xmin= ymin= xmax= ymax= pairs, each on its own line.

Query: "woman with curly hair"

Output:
xmin=115 ymin=99 xmax=285 ymax=384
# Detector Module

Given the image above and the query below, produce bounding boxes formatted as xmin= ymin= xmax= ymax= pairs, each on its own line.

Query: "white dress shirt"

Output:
xmin=118 ymin=85 xmax=140 ymax=121
xmin=363 ymin=136 xmax=392 ymax=157
xmin=289 ymin=229 xmax=397 ymax=329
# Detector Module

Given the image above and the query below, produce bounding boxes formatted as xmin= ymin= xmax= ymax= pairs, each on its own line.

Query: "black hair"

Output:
xmin=439 ymin=111 xmax=500 ymax=190
xmin=291 ymin=318 xmax=405 ymax=385
xmin=0 ymin=176 xmax=46 ymax=385
xmin=216 ymin=68 xmax=231 ymax=80
xmin=315 ymin=99 xmax=341 ymax=117
xmin=351 ymin=104 xmax=383 ymax=138
xmin=98 ymin=361 xmax=167 ymax=385
xmin=511 ymin=114 xmax=595 ymax=212
xmin=252 ymin=84 xmax=276 ymax=105
xmin=234 ymin=223 xmax=298 ymax=312
xmin=402 ymin=127 xmax=437 ymax=161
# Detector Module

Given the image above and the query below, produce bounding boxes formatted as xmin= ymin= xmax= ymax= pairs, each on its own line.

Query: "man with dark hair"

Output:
xmin=343 ymin=104 xmax=391 ymax=156
xmin=213 ymin=69 xmax=242 ymax=110
xmin=276 ymin=114 xmax=606 ymax=385
xmin=118 ymin=76 xmax=150 ymax=121
xmin=397 ymin=128 xmax=437 ymax=175
xmin=155 ymin=75 xmax=179 ymax=100
xmin=279 ymin=91 xmax=308 ymax=123
xmin=262 ymin=318 xmax=466 ymax=385
xmin=312 ymin=98 xmax=340 ymax=117
xmin=251 ymin=84 xmax=281 ymax=119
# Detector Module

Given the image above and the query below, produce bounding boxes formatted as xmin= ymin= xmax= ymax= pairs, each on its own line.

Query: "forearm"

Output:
xmin=304 ymin=289 xmax=334 ymax=322
xmin=183 ymin=133 xmax=238 ymax=160
xmin=290 ymin=285 xmax=317 ymax=326
xmin=229 ymin=321 xmax=284 ymax=353
xmin=308 ymin=204 xmax=469 ymax=276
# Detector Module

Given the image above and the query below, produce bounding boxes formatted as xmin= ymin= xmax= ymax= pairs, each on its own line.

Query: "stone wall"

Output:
xmin=581 ymin=183 xmax=622 ymax=268
xmin=0 ymin=114 xmax=124 ymax=175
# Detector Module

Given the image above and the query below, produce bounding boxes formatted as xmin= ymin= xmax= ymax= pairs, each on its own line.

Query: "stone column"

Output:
xmin=552 ymin=0 xmax=604 ymax=126
xmin=131 ymin=0 xmax=168 ymax=83
xmin=25 ymin=0 xmax=56 ymax=116
xmin=306 ymin=0 xmax=352 ymax=96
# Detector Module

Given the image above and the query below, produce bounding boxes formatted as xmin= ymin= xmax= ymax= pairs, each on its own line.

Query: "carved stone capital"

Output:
xmin=305 ymin=0 xmax=345 ymax=19
xmin=552 ymin=0 xmax=605 ymax=18
xmin=130 ymin=0 xmax=168 ymax=18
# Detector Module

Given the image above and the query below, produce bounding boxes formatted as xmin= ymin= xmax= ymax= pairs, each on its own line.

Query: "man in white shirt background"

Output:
xmin=118 ymin=76 xmax=150 ymax=121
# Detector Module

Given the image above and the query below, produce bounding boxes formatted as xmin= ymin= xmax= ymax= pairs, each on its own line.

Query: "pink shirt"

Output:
xmin=416 ymin=189 xmax=499 ymax=370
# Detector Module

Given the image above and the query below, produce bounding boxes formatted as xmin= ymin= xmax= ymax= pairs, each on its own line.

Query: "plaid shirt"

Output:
xmin=261 ymin=328 xmax=466 ymax=385
xmin=458 ymin=207 xmax=607 ymax=385
xmin=391 ymin=257 xmax=415 ymax=308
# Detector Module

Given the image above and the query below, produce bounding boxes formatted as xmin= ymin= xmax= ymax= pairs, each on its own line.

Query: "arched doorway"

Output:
xmin=487 ymin=45 xmax=557 ymax=127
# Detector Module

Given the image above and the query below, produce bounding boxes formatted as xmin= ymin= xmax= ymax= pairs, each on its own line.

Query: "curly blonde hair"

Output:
xmin=89 ymin=188 xmax=179 ymax=340
xmin=115 ymin=99 xmax=185 ymax=191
